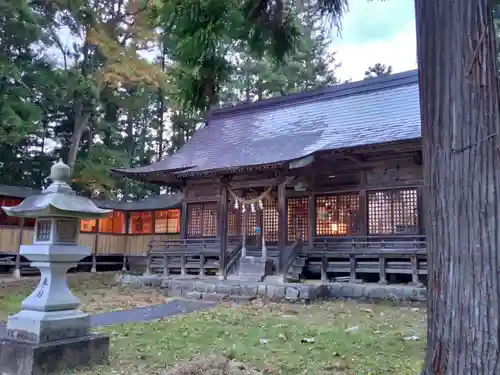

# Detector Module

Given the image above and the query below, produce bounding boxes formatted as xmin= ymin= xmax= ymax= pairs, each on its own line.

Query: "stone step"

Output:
xmin=264 ymin=275 xmax=284 ymax=284
xmin=294 ymin=257 xmax=307 ymax=267
xmin=284 ymin=273 xmax=301 ymax=283
xmin=292 ymin=264 xmax=303 ymax=273
xmin=227 ymin=274 xmax=264 ymax=282
xmin=184 ymin=291 xmax=255 ymax=303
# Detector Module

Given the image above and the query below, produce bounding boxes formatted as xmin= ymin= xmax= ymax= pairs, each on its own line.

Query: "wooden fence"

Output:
xmin=306 ymin=235 xmax=427 ymax=284
xmin=0 ymin=226 xmax=180 ymax=256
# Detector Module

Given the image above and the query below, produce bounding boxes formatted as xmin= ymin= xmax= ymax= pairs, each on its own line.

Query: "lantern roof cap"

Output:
xmin=1 ymin=160 xmax=112 ymax=219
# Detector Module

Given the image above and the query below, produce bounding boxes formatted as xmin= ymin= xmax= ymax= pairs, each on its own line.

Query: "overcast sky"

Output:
xmin=51 ymin=0 xmax=417 ymax=82
xmin=331 ymin=0 xmax=417 ymax=81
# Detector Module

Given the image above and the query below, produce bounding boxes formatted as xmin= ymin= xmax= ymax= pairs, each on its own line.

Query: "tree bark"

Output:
xmin=415 ymin=1 xmax=500 ymax=374
xmin=67 ymin=109 xmax=91 ymax=171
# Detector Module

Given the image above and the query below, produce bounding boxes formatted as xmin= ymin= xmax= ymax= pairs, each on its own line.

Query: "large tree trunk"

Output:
xmin=67 ymin=111 xmax=90 ymax=171
xmin=415 ymin=1 xmax=500 ymax=374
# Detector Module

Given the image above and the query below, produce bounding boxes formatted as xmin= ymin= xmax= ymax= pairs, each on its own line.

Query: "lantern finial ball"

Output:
xmin=50 ymin=159 xmax=71 ymax=182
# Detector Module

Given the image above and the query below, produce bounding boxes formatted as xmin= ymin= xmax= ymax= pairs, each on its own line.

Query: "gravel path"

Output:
xmin=89 ymin=298 xmax=216 ymax=327
xmin=0 ymin=298 xmax=217 ymax=336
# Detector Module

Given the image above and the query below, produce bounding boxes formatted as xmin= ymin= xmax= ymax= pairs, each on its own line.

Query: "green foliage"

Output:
xmin=221 ymin=0 xmax=339 ymax=102
xmin=365 ymin=63 xmax=393 ymax=78
xmin=0 ymin=0 xmax=54 ymax=145
xmin=0 ymin=0 xmax=345 ymax=199
xmin=158 ymin=0 xmax=302 ymax=112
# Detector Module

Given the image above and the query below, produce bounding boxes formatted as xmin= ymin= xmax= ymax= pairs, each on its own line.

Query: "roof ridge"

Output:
xmin=208 ymin=69 xmax=419 ymax=120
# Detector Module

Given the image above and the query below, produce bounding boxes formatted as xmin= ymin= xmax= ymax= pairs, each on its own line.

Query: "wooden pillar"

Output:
xmin=13 ymin=218 xmax=24 ymax=278
xmin=278 ymin=181 xmax=287 ymax=270
xmin=307 ymin=192 xmax=315 ymax=250
xmin=260 ymin=207 xmax=268 ymax=260
xmin=241 ymin=209 xmax=247 ymax=257
xmin=218 ymin=183 xmax=228 ymax=278
xmin=417 ymin=186 xmax=425 ymax=235
xmin=124 ymin=211 xmax=131 ymax=261
xmin=180 ymin=199 xmax=188 ymax=239
xmin=256 ymin=208 xmax=263 ymax=249
xmin=124 ymin=211 xmax=131 ymax=234
xmin=358 ymin=171 xmax=368 ymax=236
xmin=92 ymin=220 xmax=99 ymax=272
xmin=121 ymin=254 xmax=127 ymax=272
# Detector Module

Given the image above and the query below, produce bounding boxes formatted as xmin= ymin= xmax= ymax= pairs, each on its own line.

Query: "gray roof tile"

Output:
xmin=0 ymin=184 xmax=182 ymax=211
xmin=95 ymin=193 xmax=182 ymax=211
xmin=112 ymin=70 xmax=421 ymax=177
xmin=0 ymin=184 xmax=38 ymax=199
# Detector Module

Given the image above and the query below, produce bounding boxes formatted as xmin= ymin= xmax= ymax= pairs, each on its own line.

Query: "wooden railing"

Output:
xmin=282 ymin=238 xmax=304 ymax=277
xmin=307 ymin=235 xmax=427 ymax=284
xmin=225 ymin=240 xmax=243 ymax=275
xmin=145 ymin=238 xmax=221 ymax=276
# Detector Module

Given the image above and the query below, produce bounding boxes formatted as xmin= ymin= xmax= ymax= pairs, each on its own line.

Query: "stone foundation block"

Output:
xmin=241 ymin=283 xmax=258 ymax=297
xmin=266 ymin=285 xmax=285 ymax=300
xmin=201 ymin=293 xmax=229 ymax=302
xmin=257 ymin=284 xmax=267 ymax=297
xmin=185 ymin=291 xmax=201 ymax=300
xmin=285 ymin=287 xmax=299 ymax=301
xmin=0 ymin=333 xmax=109 ymax=375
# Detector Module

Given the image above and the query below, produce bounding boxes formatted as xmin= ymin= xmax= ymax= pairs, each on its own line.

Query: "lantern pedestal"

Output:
xmin=0 ymin=242 xmax=110 ymax=375
xmin=7 ymin=243 xmax=92 ymax=343
xmin=0 ymin=333 xmax=109 ymax=375
xmin=0 ymin=160 xmax=113 ymax=375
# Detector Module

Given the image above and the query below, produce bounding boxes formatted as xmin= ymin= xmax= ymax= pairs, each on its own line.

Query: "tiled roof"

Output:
xmin=112 ymin=70 xmax=421 ymax=177
xmin=95 ymin=193 xmax=182 ymax=211
xmin=0 ymin=184 xmax=38 ymax=199
xmin=0 ymin=184 xmax=182 ymax=210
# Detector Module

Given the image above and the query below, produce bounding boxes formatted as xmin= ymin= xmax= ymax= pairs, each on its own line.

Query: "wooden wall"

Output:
xmin=0 ymin=226 xmax=180 ymax=255
xmin=185 ymin=178 xmax=219 ymax=201
xmin=0 ymin=226 xmax=20 ymax=253
xmin=183 ymin=146 xmax=425 ymax=239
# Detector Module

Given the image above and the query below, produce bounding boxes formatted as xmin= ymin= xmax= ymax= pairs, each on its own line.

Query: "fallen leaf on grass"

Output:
xmin=344 ymin=326 xmax=360 ymax=333
xmin=403 ymin=334 xmax=420 ymax=341
xmin=163 ymin=355 xmax=262 ymax=375
xmin=322 ymin=359 xmax=350 ymax=371
xmin=300 ymin=337 xmax=315 ymax=343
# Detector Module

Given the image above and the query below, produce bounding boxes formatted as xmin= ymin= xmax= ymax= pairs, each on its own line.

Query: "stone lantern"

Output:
xmin=0 ymin=160 xmax=112 ymax=375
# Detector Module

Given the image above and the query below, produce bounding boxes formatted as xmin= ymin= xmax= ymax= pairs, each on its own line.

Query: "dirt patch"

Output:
xmin=81 ymin=287 xmax=172 ymax=313
xmin=164 ymin=355 xmax=262 ymax=375
xmin=0 ymin=272 xmax=118 ymax=297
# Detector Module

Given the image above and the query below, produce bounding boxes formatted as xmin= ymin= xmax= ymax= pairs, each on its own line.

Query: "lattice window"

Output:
xmin=80 ymin=220 xmax=97 ymax=233
xmin=316 ymin=193 xmax=360 ymax=236
xmin=187 ymin=203 xmax=217 ymax=237
xmin=228 ymin=208 xmax=239 ymax=237
xmin=98 ymin=211 xmax=126 ymax=234
xmin=368 ymin=189 xmax=418 ymax=234
xmin=203 ymin=203 xmax=217 ymax=236
xmin=263 ymin=198 xmax=278 ymax=243
xmin=129 ymin=211 xmax=153 ymax=234
xmin=242 ymin=209 xmax=257 ymax=236
xmin=288 ymin=197 xmax=309 ymax=242
xmin=187 ymin=205 xmax=203 ymax=237
xmin=155 ymin=209 xmax=180 ymax=233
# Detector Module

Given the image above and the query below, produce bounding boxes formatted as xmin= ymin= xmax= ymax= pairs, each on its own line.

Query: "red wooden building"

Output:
xmin=0 ymin=187 xmax=182 ymax=276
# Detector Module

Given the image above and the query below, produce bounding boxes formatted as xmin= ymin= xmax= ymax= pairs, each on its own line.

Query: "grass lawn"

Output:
xmin=83 ymin=300 xmax=426 ymax=375
xmin=0 ymin=274 xmax=171 ymax=321
xmin=1 ymin=276 xmax=426 ymax=374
